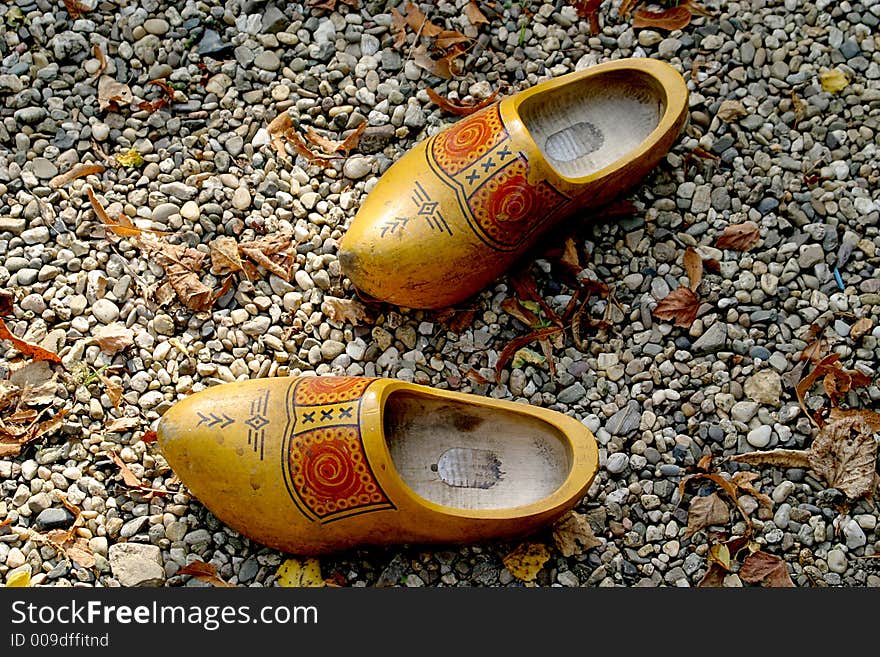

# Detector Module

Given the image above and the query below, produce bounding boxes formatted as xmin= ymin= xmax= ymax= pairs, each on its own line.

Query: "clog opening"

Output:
xmin=383 ymin=391 xmax=573 ymax=510
xmin=519 ymin=69 xmax=666 ymax=179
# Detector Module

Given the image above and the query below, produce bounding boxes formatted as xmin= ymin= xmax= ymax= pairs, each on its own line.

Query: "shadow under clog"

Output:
xmin=157 ymin=376 xmax=599 ymax=555
xmin=338 ymin=58 xmax=689 ymax=309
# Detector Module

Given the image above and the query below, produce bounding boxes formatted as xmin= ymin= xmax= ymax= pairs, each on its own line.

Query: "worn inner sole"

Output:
xmin=520 ymin=70 xmax=665 ymax=179
xmin=385 ymin=392 xmax=572 ymax=510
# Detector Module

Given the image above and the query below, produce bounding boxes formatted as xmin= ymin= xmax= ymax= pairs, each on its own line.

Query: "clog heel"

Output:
xmin=338 ymin=57 xmax=688 ymax=309
xmin=157 ymin=376 xmax=599 ymax=555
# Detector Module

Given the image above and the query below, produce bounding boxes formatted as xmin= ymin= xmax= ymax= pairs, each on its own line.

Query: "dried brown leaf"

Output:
xmin=92 ymin=44 xmax=107 ymax=79
xmin=425 ymin=87 xmax=499 ymax=116
xmin=685 ymin=492 xmax=730 ymax=537
xmin=403 ymin=1 xmax=444 ymax=37
xmin=390 ymin=7 xmax=408 ymax=48
xmin=97 ymin=75 xmax=133 ymax=112
xmin=238 ymin=232 xmax=295 ymax=281
xmin=850 ymin=317 xmax=873 ymax=341
xmin=501 ymin=297 xmax=540 ymax=328
xmin=740 ymin=551 xmax=795 ymax=587
xmin=209 ymin=236 xmax=244 ymax=275
xmin=176 ymin=560 xmax=234 ymax=587
xmin=85 ymin=186 xmax=146 ymax=238
xmin=0 ymin=318 xmax=62 ymax=364
xmin=828 ymin=408 xmax=880 ymax=432
xmin=618 ymin=0 xmax=639 ymax=17
xmin=559 ymin=236 xmax=582 ymax=278
xmin=93 ymin=322 xmax=134 ymax=356
xmin=63 ymin=0 xmax=88 ymax=19
xmin=730 ymin=449 xmax=812 ymax=469
xmin=434 ymin=30 xmax=471 ymax=50
xmin=412 ymin=44 xmax=455 ymax=80
xmin=49 ymin=163 xmax=105 ymax=189
xmin=495 ymin=327 xmax=564 ymax=381
xmin=97 ymin=373 xmax=122 ymax=410
xmin=632 ymin=5 xmax=692 ymax=30
xmin=464 ymin=1 xmax=489 ymax=25
xmin=285 ymin=128 xmax=336 ymax=167
xmin=321 ymin=297 xmax=368 ymax=325
xmin=808 ymin=416 xmax=877 ymax=499
xmin=716 ymin=221 xmax=761 ymax=251
xmin=697 ymin=561 xmax=728 ymax=587
xmin=652 ymin=286 xmax=700 ymax=328
xmin=731 ymin=471 xmax=773 ymax=509
xmin=552 ymin=511 xmax=602 ymax=557
xmin=140 ymin=430 xmax=158 ymax=444
xmin=683 ymin=246 xmax=703 ymax=291
xmin=137 ymin=235 xmax=215 ymax=311
xmin=434 ymin=308 xmax=475 ymax=333
xmin=800 ymin=338 xmax=827 ymax=363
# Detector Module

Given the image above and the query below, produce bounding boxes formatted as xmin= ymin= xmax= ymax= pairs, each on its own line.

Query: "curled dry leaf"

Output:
xmin=426 ymin=88 xmax=499 ymax=116
xmin=85 ymin=185 xmax=149 ymax=238
xmin=552 ymin=511 xmax=602 ymax=557
xmin=708 ymin=542 xmax=731 ymax=570
xmin=632 ymin=5 xmax=692 ymax=30
xmin=412 ymin=44 xmax=455 ymax=80
xmin=238 ymin=232 xmax=296 ymax=282
xmin=97 ymin=75 xmax=133 ymax=112
xmin=49 ymin=163 xmax=105 ymax=189
xmin=321 ymin=297 xmax=368 ymax=325
xmin=97 ymin=373 xmax=123 ymax=410
xmin=683 ymin=246 xmax=703 ymax=292
xmin=275 ymin=558 xmax=325 ymax=587
xmin=652 ymin=286 xmax=700 ymax=328
xmin=92 ymin=44 xmax=107 ymax=79
xmin=739 ymin=551 xmax=795 ymax=587
xmin=434 ymin=308 xmax=475 ymax=334
xmin=63 ymin=0 xmax=88 ymax=19
xmin=177 ymin=560 xmax=234 ymax=587
xmin=730 ymin=449 xmax=811 ymax=470
xmin=501 ymin=297 xmax=540 ymax=328
xmin=697 ymin=562 xmax=727 ymax=587
xmin=209 ymin=236 xmax=244 ymax=275
xmin=0 ymin=408 xmax=67 ymax=458
xmin=464 ymin=0 xmax=489 ymax=25
xmin=716 ymin=99 xmax=747 ymax=122
xmin=502 ymin=542 xmax=551 ymax=582
xmin=716 ymin=221 xmax=761 ymax=251
xmin=93 ymin=322 xmax=134 ymax=356
xmin=685 ymin=492 xmax=730 ymax=537
xmin=106 ymin=450 xmax=168 ymax=497
xmin=495 ymin=327 xmax=563 ymax=381
xmin=390 ymin=7 xmax=408 ymax=48
xmin=0 ymin=318 xmax=62 ymax=364
xmin=808 ymin=415 xmax=877 ymax=499
xmin=402 ymin=0 xmax=443 ymax=38
xmin=305 ymin=121 xmax=368 ymax=155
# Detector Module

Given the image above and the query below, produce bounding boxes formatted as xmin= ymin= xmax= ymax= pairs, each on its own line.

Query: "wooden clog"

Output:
xmin=338 ymin=58 xmax=688 ymax=309
xmin=157 ymin=376 xmax=598 ymax=555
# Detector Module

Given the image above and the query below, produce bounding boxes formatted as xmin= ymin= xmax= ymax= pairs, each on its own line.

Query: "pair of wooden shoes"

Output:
xmin=158 ymin=60 xmax=688 ymax=556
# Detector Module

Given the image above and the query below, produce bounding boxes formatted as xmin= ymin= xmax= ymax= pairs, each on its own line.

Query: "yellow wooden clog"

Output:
xmin=338 ymin=58 xmax=688 ymax=309
xmin=157 ymin=376 xmax=599 ymax=555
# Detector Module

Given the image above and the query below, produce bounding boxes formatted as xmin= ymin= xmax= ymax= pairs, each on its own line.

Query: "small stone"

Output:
xmin=232 ymin=186 xmax=251 ymax=210
xmin=731 ymin=401 xmax=759 ymax=423
xmin=27 ymin=492 xmax=53 ymax=513
xmin=108 ymin=543 xmax=166 ymax=587
xmin=842 ymin=517 xmax=867 ymax=549
xmin=606 ymin=452 xmax=629 ymax=474
xmin=31 ymin=158 xmax=58 ymax=179
xmin=21 ymin=226 xmax=51 ymax=244
xmin=746 ymin=425 xmax=772 ymax=448
xmin=254 ymin=50 xmax=281 ymax=71
xmin=826 ymin=548 xmax=847 ymax=574
xmin=143 ymin=18 xmax=170 ymax=35
xmin=691 ymin=322 xmax=727 ymax=354
xmin=180 ymin=201 xmax=200 ymax=220
xmin=343 ymin=156 xmax=372 ymax=179
xmin=606 ymin=401 xmax=642 ymax=436
xmin=92 ymin=298 xmax=120 ymax=324
xmin=557 ymin=382 xmax=586 ymax=404
xmin=35 ymin=507 xmax=75 ymax=531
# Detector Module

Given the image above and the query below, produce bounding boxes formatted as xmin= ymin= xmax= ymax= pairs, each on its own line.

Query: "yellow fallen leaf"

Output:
xmin=502 ymin=542 xmax=550 ymax=582
xmin=116 ymin=148 xmax=144 ymax=167
xmin=708 ymin=543 xmax=730 ymax=570
xmin=820 ymin=68 xmax=849 ymax=94
xmin=275 ymin=558 xmax=324 ymax=587
xmin=5 ymin=570 xmax=31 ymax=587
xmin=552 ymin=511 xmax=601 ymax=557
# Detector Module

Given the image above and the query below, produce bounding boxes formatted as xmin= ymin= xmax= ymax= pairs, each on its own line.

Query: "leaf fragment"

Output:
xmin=97 ymin=75 xmax=133 ymax=112
xmin=464 ymin=1 xmax=489 ymax=26
xmin=740 ymin=551 xmax=795 ymax=587
xmin=683 ymin=246 xmax=703 ymax=291
xmin=850 ymin=317 xmax=873 ymax=341
xmin=49 ymin=163 xmax=105 ymax=189
xmin=502 ymin=542 xmax=551 ymax=582
xmin=716 ymin=221 xmax=761 ymax=251
xmin=685 ymin=492 xmax=730 ymax=537
xmin=729 ymin=449 xmax=812 ymax=469
xmin=808 ymin=416 xmax=877 ymax=499
xmin=137 ymin=235 xmax=215 ymax=311
xmin=652 ymin=286 xmax=700 ymax=328
xmin=177 ymin=560 xmax=234 ymax=587
xmin=495 ymin=327 xmax=564 ymax=381
xmin=321 ymin=297 xmax=368 ymax=325
xmin=426 ymin=88 xmax=499 ymax=116
xmin=820 ymin=68 xmax=849 ymax=94
xmin=0 ymin=318 xmax=62 ymax=363
xmin=552 ymin=511 xmax=602 ymax=557
xmin=632 ymin=5 xmax=692 ymax=30
xmin=275 ymin=558 xmax=325 ymax=587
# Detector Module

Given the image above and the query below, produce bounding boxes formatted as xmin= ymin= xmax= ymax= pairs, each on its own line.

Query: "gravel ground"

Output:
xmin=1 ymin=0 xmax=879 ymax=588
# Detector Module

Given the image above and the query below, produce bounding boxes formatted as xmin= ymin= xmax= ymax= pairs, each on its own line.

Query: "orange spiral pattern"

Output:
xmin=432 ymin=104 xmax=505 ymax=176
xmin=469 ymin=159 xmax=566 ymax=249
xmin=289 ymin=426 xmax=388 ymax=520
xmin=294 ymin=376 xmax=375 ymax=406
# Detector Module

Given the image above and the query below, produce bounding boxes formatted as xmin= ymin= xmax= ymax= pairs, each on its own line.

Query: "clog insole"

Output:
xmin=520 ymin=70 xmax=664 ymax=179
xmin=384 ymin=392 xmax=571 ymax=510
